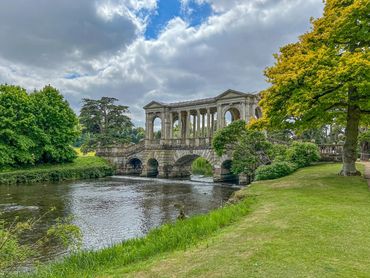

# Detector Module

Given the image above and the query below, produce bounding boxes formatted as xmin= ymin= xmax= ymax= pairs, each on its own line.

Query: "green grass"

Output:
xmin=23 ymin=163 xmax=370 ymax=277
xmin=0 ymin=157 xmax=114 ymax=185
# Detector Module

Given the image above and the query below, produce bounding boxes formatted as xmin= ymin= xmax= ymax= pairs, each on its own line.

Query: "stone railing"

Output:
xmin=319 ymin=144 xmax=343 ymax=162
xmin=96 ymin=141 xmax=145 ymax=157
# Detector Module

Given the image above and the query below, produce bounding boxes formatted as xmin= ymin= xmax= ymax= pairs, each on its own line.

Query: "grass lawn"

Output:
xmin=28 ymin=163 xmax=369 ymax=277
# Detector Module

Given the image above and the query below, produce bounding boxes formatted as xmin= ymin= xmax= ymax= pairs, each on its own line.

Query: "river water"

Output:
xmin=0 ymin=176 xmax=239 ymax=262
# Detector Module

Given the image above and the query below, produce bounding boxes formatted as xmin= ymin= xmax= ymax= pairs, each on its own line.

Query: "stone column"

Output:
xmin=197 ymin=110 xmax=201 ymax=138
xmin=178 ymin=111 xmax=182 ymax=139
xmin=202 ymin=112 xmax=205 ymax=137
xmin=216 ymin=105 xmax=222 ymax=130
xmin=211 ymin=112 xmax=215 ymax=135
xmin=192 ymin=114 xmax=196 ymax=138
xmin=186 ymin=110 xmax=191 ymax=138
xmin=207 ymin=108 xmax=210 ymax=137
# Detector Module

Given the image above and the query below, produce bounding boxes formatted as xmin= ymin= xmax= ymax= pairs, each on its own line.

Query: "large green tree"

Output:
xmin=0 ymin=85 xmax=38 ymax=167
xmin=0 ymin=84 xmax=79 ymax=168
xmin=258 ymin=0 xmax=369 ymax=175
xmin=79 ymin=97 xmax=133 ymax=150
xmin=30 ymin=85 xmax=79 ymax=163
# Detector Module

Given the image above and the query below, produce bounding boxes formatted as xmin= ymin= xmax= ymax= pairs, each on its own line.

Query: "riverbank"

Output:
xmin=24 ymin=163 xmax=370 ymax=277
xmin=0 ymin=157 xmax=114 ymax=185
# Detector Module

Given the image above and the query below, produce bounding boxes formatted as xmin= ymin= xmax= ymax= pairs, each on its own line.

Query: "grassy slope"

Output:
xmin=102 ymin=163 xmax=370 ymax=277
xmin=0 ymin=156 xmax=114 ymax=184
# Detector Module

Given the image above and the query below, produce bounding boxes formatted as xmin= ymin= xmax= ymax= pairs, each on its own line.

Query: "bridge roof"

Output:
xmin=143 ymin=89 xmax=258 ymax=109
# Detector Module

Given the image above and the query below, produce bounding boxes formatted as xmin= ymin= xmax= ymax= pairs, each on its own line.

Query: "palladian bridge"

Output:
xmin=97 ymin=89 xmax=262 ymax=184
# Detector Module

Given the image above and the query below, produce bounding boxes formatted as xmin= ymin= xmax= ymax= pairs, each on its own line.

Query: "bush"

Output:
xmin=271 ymin=144 xmax=289 ymax=162
xmin=286 ymin=142 xmax=320 ymax=168
xmin=255 ymin=162 xmax=297 ymax=181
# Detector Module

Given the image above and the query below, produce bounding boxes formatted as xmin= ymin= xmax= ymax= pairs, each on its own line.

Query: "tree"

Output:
xmin=212 ymin=120 xmax=272 ymax=176
xmin=257 ymin=0 xmax=370 ymax=175
xmin=79 ymin=97 xmax=134 ymax=151
xmin=30 ymin=86 xmax=79 ymax=163
xmin=0 ymin=85 xmax=38 ymax=167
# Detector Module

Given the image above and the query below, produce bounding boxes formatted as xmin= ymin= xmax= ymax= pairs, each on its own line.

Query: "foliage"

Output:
xmin=0 ymin=85 xmax=38 ymax=167
xmin=0 ymin=84 xmax=79 ymax=168
xmin=212 ymin=120 xmax=272 ymax=176
xmin=0 ymin=157 xmax=114 ymax=185
xmin=127 ymin=127 xmax=145 ymax=144
xmin=0 ymin=209 xmax=81 ymax=275
xmin=191 ymin=157 xmax=213 ymax=176
xmin=212 ymin=120 xmax=247 ymax=156
xmin=270 ymin=144 xmax=289 ymax=162
xmin=30 ymin=86 xmax=79 ymax=163
xmin=257 ymin=0 xmax=370 ymax=175
xmin=285 ymin=142 xmax=321 ymax=168
xmin=231 ymin=131 xmax=273 ymax=176
xmin=255 ymin=161 xmax=297 ymax=181
xmin=79 ymin=97 xmax=133 ymax=151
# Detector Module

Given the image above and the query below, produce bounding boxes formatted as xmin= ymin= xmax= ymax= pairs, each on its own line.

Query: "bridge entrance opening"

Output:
xmin=147 ymin=158 xmax=159 ymax=177
xmin=173 ymin=119 xmax=180 ymax=138
xmin=224 ymin=108 xmax=241 ymax=126
xmin=127 ymin=158 xmax=142 ymax=175
xmin=221 ymin=160 xmax=239 ymax=183
xmin=255 ymin=107 xmax=262 ymax=119
xmin=152 ymin=117 xmax=162 ymax=140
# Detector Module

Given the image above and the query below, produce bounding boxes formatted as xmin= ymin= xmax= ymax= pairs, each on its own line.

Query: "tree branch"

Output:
xmin=360 ymin=110 xmax=370 ymax=114
xmin=312 ymin=84 xmax=343 ymax=101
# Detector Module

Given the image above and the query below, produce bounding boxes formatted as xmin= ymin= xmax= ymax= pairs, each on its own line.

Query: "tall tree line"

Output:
xmin=0 ymin=85 xmax=79 ymax=168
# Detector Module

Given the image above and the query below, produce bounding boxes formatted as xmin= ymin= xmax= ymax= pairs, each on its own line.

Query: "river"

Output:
xmin=0 ymin=176 xmax=239 ymax=263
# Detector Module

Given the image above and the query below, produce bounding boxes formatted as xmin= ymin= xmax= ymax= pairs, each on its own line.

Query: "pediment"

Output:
xmin=143 ymin=101 xmax=166 ymax=109
xmin=215 ymin=89 xmax=247 ymax=100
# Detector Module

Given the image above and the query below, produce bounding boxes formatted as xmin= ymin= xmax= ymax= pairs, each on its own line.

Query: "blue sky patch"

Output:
xmin=64 ymin=72 xmax=82 ymax=80
xmin=145 ymin=0 xmax=213 ymax=39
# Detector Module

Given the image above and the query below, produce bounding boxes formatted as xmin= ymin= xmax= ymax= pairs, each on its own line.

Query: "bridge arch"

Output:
xmin=220 ymin=159 xmax=239 ymax=183
xmin=224 ymin=106 xmax=241 ymax=126
xmin=150 ymin=115 xmax=162 ymax=140
xmin=170 ymin=150 xmax=216 ymax=179
xmin=147 ymin=158 xmax=159 ymax=177
xmin=126 ymin=157 xmax=143 ymax=175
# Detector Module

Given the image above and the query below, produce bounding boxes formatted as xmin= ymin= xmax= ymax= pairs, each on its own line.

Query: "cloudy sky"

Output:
xmin=0 ymin=0 xmax=324 ymax=126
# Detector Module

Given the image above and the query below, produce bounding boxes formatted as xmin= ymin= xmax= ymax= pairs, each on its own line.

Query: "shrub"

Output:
xmin=286 ymin=142 xmax=320 ymax=168
xmin=255 ymin=162 xmax=297 ymax=181
xmin=271 ymin=144 xmax=289 ymax=162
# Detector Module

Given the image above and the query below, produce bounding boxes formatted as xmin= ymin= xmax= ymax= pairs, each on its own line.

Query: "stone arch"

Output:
xmin=151 ymin=114 xmax=162 ymax=140
xmin=172 ymin=116 xmax=180 ymax=138
xmin=255 ymin=107 xmax=262 ymax=119
xmin=223 ymin=107 xmax=241 ymax=126
xmin=220 ymin=159 xmax=239 ymax=183
xmin=126 ymin=157 xmax=142 ymax=175
xmin=170 ymin=149 xmax=216 ymax=179
xmin=147 ymin=158 xmax=159 ymax=177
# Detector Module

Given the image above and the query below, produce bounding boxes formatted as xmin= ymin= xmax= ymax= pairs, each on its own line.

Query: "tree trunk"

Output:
xmin=340 ymin=88 xmax=361 ymax=176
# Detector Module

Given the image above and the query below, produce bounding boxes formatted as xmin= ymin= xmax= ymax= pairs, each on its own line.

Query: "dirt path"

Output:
xmin=364 ymin=161 xmax=370 ymax=189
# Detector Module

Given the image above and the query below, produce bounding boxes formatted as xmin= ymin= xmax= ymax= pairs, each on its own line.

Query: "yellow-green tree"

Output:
xmin=258 ymin=0 xmax=369 ymax=176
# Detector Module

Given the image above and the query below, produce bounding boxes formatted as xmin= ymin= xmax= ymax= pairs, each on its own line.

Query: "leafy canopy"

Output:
xmin=212 ymin=120 xmax=272 ymax=176
xmin=258 ymin=0 xmax=370 ymax=130
xmin=0 ymin=85 xmax=78 ymax=168
xmin=79 ymin=97 xmax=134 ymax=150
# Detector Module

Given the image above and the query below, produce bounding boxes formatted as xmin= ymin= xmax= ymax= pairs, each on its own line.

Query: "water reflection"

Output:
xmin=0 ymin=176 xmax=239 ymax=262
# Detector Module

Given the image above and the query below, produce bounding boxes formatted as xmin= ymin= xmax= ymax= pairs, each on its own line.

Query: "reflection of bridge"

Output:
xmin=97 ymin=90 xmax=261 ymax=184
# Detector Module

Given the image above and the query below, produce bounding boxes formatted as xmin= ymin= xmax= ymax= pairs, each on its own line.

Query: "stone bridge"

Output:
xmin=97 ymin=89 xmax=261 ymax=184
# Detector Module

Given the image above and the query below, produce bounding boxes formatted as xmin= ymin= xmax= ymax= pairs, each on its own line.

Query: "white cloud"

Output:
xmin=0 ymin=0 xmax=324 ymax=127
